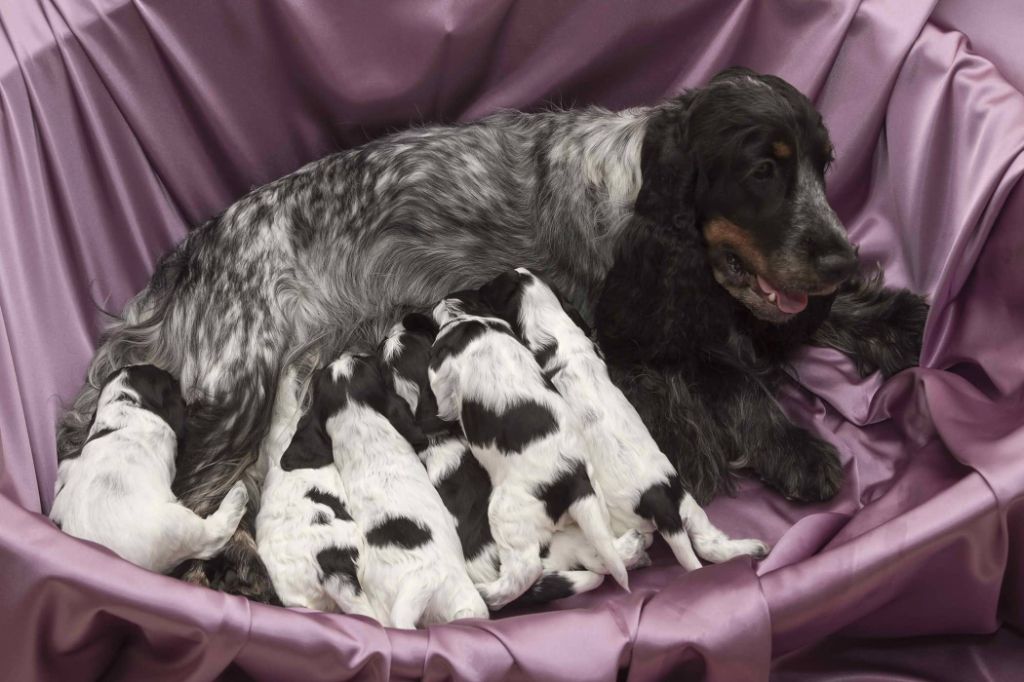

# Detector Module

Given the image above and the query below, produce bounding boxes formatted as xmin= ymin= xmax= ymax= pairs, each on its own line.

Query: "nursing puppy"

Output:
xmin=255 ymin=370 xmax=379 ymax=618
xmin=429 ymin=295 xmax=633 ymax=609
xmin=480 ymin=269 xmax=770 ymax=569
xmin=381 ymin=315 xmax=629 ymax=606
xmin=50 ymin=365 xmax=247 ymax=573
xmin=305 ymin=351 xmax=487 ymax=628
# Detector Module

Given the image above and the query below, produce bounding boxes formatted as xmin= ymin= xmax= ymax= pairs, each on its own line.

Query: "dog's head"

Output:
xmin=639 ymin=67 xmax=857 ymax=323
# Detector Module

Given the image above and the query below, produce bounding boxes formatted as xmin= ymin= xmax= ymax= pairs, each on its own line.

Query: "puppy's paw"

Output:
xmin=222 ymin=482 xmax=249 ymax=524
xmin=731 ymin=538 xmax=770 ymax=560
xmin=631 ymin=551 xmax=653 ymax=569
xmin=615 ymin=529 xmax=649 ymax=568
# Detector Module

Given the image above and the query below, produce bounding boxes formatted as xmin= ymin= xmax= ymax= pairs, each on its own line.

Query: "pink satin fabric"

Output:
xmin=1 ymin=1 xmax=1021 ymax=680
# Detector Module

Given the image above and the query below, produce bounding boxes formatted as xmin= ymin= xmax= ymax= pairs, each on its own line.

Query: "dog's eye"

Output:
xmin=752 ymin=161 xmax=775 ymax=180
xmin=726 ymin=253 xmax=744 ymax=274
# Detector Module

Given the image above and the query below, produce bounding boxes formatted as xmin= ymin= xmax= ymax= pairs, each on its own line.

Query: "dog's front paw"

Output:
xmin=759 ymin=431 xmax=843 ymax=503
xmin=822 ymin=273 xmax=930 ymax=378
xmin=872 ymin=289 xmax=928 ymax=377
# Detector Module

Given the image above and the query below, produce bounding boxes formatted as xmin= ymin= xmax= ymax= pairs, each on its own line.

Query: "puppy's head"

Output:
xmin=431 ymin=288 xmax=494 ymax=327
xmin=479 ymin=268 xmax=591 ymax=343
xmin=640 ymin=67 xmax=857 ymax=323
xmin=328 ymin=352 xmax=428 ymax=451
xmin=380 ymin=314 xmax=447 ymax=433
xmin=96 ymin=365 xmax=186 ymax=443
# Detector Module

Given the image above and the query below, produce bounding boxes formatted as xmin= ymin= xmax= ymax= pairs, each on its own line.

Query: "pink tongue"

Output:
xmin=756 ymin=275 xmax=809 ymax=314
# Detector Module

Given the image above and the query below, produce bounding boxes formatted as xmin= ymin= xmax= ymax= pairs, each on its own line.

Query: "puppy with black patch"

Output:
xmin=50 ymin=365 xmax=247 ymax=573
xmin=255 ymin=369 xmax=380 ymax=618
xmin=429 ymin=294 xmax=636 ymax=609
xmin=304 ymin=351 xmax=488 ymax=628
xmin=480 ymin=268 xmax=770 ymax=570
xmin=381 ymin=315 xmax=627 ymax=607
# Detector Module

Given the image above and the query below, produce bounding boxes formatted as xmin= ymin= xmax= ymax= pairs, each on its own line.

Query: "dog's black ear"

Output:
xmin=479 ymin=270 xmax=527 ymax=327
xmin=596 ymin=212 xmax=728 ymax=365
xmin=635 ymin=100 xmax=697 ymax=226
xmin=402 ymin=312 xmax=439 ymax=339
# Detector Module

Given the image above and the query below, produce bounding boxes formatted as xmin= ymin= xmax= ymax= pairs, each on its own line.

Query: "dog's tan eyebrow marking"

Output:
xmin=703 ymin=218 xmax=769 ymax=274
xmin=772 ymin=141 xmax=792 ymax=159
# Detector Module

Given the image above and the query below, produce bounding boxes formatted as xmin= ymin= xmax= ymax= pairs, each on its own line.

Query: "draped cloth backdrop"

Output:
xmin=1 ymin=1 xmax=1022 ymax=680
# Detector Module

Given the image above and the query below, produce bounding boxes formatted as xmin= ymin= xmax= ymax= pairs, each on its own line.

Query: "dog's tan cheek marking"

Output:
xmin=772 ymin=141 xmax=792 ymax=159
xmin=702 ymin=218 xmax=769 ymax=275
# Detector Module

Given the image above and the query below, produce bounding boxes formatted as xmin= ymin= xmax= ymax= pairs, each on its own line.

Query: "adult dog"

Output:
xmin=58 ymin=67 xmax=925 ymax=601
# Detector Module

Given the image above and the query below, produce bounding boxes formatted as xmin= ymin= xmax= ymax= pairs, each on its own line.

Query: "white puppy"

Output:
xmin=381 ymin=315 xmax=639 ymax=607
xmin=50 ymin=365 xmax=247 ymax=573
xmin=429 ymin=293 xmax=634 ymax=609
xmin=317 ymin=352 xmax=488 ymax=628
xmin=255 ymin=369 xmax=380 ymax=618
xmin=479 ymin=269 xmax=770 ymax=569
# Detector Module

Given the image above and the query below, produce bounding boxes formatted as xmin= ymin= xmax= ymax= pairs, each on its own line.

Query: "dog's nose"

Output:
xmin=816 ymin=249 xmax=858 ymax=285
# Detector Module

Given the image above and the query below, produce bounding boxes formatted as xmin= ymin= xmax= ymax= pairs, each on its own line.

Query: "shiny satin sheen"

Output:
xmin=1 ymin=1 xmax=1022 ymax=680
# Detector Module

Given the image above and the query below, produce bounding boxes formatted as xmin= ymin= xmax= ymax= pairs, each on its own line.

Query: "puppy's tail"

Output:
xmin=504 ymin=570 xmax=604 ymax=609
xmin=389 ymin=572 xmax=437 ymax=629
xmin=568 ymin=495 xmax=630 ymax=591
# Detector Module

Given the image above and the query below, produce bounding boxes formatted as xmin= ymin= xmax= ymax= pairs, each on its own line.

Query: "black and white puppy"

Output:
xmin=481 ymin=269 xmax=770 ymax=569
xmin=299 ymin=351 xmax=488 ymax=628
xmin=381 ymin=315 xmax=630 ymax=607
xmin=429 ymin=295 xmax=636 ymax=609
xmin=50 ymin=365 xmax=247 ymax=573
xmin=255 ymin=369 xmax=379 ymax=618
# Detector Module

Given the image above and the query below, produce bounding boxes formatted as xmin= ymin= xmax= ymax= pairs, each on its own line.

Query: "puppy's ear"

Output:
xmin=479 ymin=270 xmax=526 ymax=325
xmin=635 ymin=102 xmax=697 ymax=227
xmin=385 ymin=391 xmax=429 ymax=452
xmin=402 ymin=312 xmax=439 ymax=339
xmin=280 ymin=414 xmax=334 ymax=469
xmin=127 ymin=365 xmax=187 ymax=443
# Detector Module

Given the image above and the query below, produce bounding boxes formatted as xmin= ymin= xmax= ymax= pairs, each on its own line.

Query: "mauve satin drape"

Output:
xmin=1 ymin=1 xmax=1021 ymax=680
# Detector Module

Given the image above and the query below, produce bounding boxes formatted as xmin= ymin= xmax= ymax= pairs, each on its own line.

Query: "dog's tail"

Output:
xmin=504 ymin=570 xmax=605 ymax=609
xmin=567 ymin=494 xmax=630 ymax=591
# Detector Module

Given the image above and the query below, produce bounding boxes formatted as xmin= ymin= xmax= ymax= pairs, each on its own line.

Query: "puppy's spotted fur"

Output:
xmin=256 ymin=370 xmax=379 ymax=618
xmin=481 ymin=269 xmax=769 ymax=569
xmin=382 ymin=315 xmax=644 ymax=607
xmin=429 ymin=295 xmax=636 ymax=609
xmin=316 ymin=352 xmax=487 ymax=628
